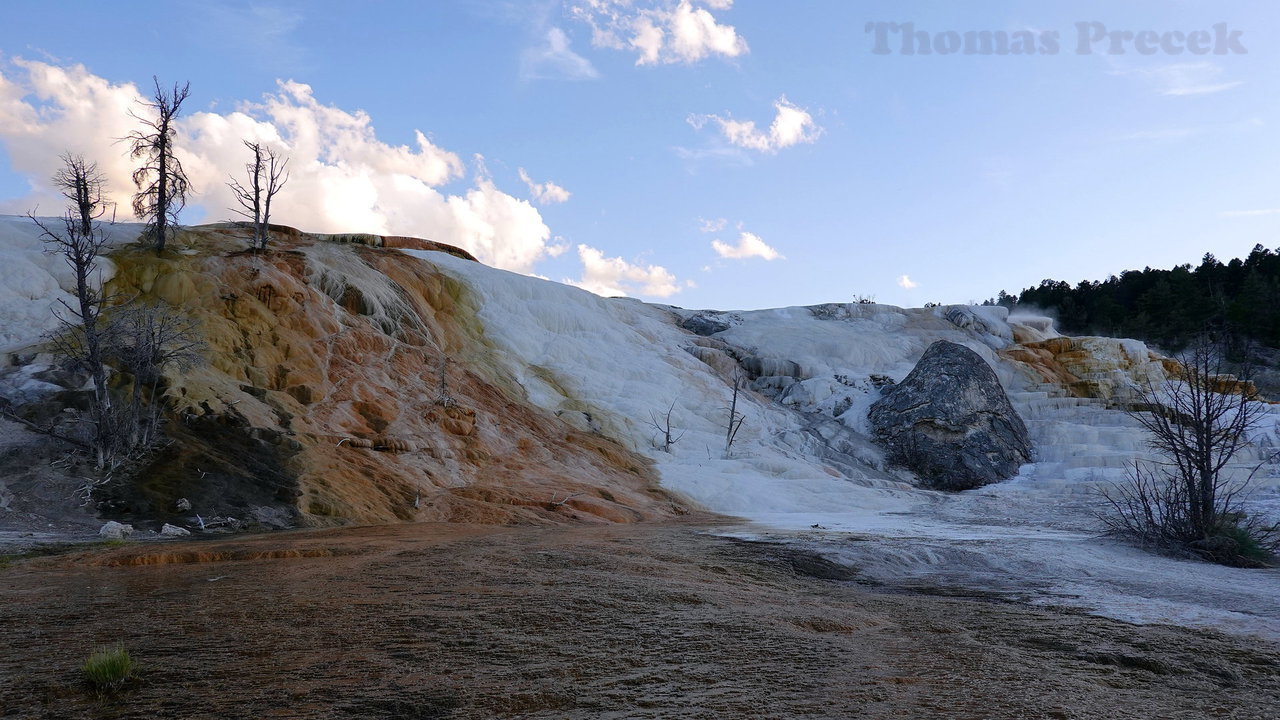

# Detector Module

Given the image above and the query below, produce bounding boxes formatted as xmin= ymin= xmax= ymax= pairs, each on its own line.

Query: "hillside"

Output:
xmin=0 ymin=219 xmax=683 ymax=531
xmin=2 ymin=216 xmax=1279 ymax=641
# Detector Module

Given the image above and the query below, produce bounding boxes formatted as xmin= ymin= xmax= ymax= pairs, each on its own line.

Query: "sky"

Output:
xmin=0 ymin=0 xmax=1277 ymax=310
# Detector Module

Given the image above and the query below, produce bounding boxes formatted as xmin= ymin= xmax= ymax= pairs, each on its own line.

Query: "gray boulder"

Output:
xmin=680 ymin=313 xmax=730 ymax=336
xmin=868 ymin=341 xmax=1031 ymax=491
xmin=98 ymin=521 xmax=135 ymax=540
xmin=160 ymin=523 xmax=191 ymax=537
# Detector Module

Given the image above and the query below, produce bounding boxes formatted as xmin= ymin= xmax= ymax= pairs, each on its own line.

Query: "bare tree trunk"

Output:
xmin=34 ymin=155 xmax=114 ymax=466
xmin=724 ymin=370 xmax=746 ymax=455
xmin=156 ymin=126 xmax=169 ymax=252
xmin=128 ymin=78 xmax=190 ymax=254
xmin=229 ymin=141 xmax=288 ymax=251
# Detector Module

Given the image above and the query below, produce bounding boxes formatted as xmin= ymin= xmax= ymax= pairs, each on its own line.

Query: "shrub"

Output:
xmin=82 ymin=644 xmax=136 ymax=694
xmin=1100 ymin=336 xmax=1279 ymax=567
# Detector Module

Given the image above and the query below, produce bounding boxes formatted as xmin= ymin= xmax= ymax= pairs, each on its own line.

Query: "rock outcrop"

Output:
xmin=869 ymin=341 xmax=1031 ymax=491
xmin=4 ymin=224 xmax=690 ymax=529
xmin=679 ymin=313 xmax=730 ymax=336
xmin=1001 ymin=336 xmax=1170 ymax=406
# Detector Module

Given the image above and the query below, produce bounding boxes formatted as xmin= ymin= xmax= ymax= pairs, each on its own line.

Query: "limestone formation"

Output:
xmin=1003 ymin=336 xmax=1170 ymax=406
xmin=83 ymin=225 xmax=686 ymax=526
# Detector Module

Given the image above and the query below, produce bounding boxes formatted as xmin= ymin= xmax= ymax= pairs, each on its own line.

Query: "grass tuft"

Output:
xmin=82 ymin=644 xmax=136 ymax=694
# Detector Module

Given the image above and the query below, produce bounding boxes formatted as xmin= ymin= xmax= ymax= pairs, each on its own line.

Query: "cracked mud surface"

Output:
xmin=1 ymin=521 xmax=1278 ymax=719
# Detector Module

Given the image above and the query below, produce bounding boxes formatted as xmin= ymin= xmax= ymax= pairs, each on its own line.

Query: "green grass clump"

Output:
xmin=82 ymin=644 xmax=136 ymax=694
xmin=1216 ymin=522 xmax=1275 ymax=566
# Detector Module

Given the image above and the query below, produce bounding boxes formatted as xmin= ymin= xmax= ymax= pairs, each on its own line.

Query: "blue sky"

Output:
xmin=1 ymin=1 xmax=1277 ymax=309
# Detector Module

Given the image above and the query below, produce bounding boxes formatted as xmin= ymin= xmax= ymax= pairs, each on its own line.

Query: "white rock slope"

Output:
xmin=412 ymin=249 xmax=1280 ymax=641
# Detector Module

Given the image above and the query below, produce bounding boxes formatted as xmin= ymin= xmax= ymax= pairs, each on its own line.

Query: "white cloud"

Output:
xmin=1220 ymin=208 xmax=1280 ymax=218
xmin=697 ymin=216 xmax=726 ymax=233
xmin=547 ymin=236 xmax=571 ymax=256
xmin=0 ymin=59 xmax=150 ymax=219
xmin=1110 ymin=62 xmax=1243 ymax=96
xmin=520 ymin=27 xmax=600 ymax=80
xmin=567 ymin=244 xmax=681 ymax=297
xmin=518 ymin=168 xmax=572 ymax=205
xmin=897 ymin=274 xmax=918 ymax=290
xmin=572 ymin=0 xmax=747 ymax=65
xmin=0 ymin=59 xmax=563 ymax=274
xmin=711 ymin=231 xmax=782 ymax=261
xmin=691 ymin=96 xmax=822 ymax=153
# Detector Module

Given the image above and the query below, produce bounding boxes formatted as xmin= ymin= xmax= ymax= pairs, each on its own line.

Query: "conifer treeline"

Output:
xmin=994 ymin=244 xmax=1280 ymax=350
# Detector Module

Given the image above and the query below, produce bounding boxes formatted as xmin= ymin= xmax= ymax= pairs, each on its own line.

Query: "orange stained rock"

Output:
xmin=103 ymin=225 xmax=688 ymax=528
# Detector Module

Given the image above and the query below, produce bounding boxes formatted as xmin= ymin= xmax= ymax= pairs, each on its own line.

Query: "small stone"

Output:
xmin=160 ymin=523 xmax=191 ymax=537
xmin=98 ymin=521 xmax=134 ymax=540
xmin=175 ymin=498 xmax=192 ymax=511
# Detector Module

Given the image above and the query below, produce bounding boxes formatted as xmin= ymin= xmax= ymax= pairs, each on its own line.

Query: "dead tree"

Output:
xmin=111 ymin=303 xmax=204 ymax=451
xmin=435 ymin=355 xmax=456 ymax=408
xmin=54 ymin=153 xmax=108 ymax=236
xmin=127 ymin=78 xmax=191 ymax=253
xmin=228 ymin=140 xmax=289 ymax=251
xmin=24 ymin=156 xmax=115 ymax=466
xmin=647 ymin=401 xmax=685 ymax=452
xmin=724 ymin=370 xmax=746 ymax=456
xmin=1100 ymin=336 xmax=1278 ymax=565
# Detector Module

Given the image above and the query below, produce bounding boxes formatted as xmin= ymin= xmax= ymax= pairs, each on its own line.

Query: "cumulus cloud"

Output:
xmin=567 ymin=244 xmax=681 ymax=297
xmin=0 ymin=59 xmax=149 ymax=218
xmin=572 ymin=0 xmax=747 ymax=65
xmin=690 ymin=96 xmax=821 ymax=153
xmin=0 ymin=59 xmax=564 ymax=274
xmin=520 ymin=27 xmax=600 ymax=80
xmin=518 ymin=168 xmax=572 ymax=205
xmin=711 ymin=231 xmax=782 ymax=261
xmin=897 ymin=274 xmax=918 ymax=289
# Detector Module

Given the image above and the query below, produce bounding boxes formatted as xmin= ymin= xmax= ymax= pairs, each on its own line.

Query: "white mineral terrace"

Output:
xmin=419 ymin=249 xmax=1280 ymax=641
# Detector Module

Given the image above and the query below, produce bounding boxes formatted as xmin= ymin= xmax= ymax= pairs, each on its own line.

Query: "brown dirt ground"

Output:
xmin=1 ymin=520 xmax=1278 ymax=720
